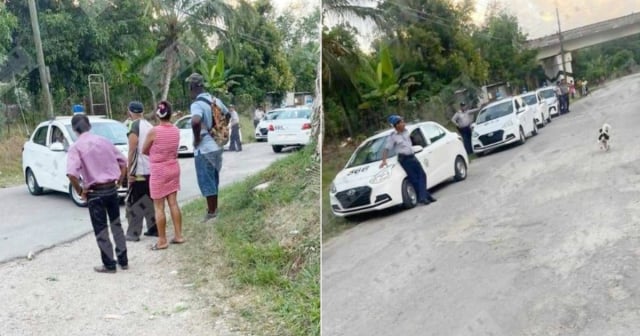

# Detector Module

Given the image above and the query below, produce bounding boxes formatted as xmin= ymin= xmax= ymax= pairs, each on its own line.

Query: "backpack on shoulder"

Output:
xmin=196 ymin=96 xmax=231 ymax=147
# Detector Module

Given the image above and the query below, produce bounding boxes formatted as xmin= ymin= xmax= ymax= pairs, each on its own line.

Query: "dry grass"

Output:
xmin=0 ymin=130 xmax=29 ymax=188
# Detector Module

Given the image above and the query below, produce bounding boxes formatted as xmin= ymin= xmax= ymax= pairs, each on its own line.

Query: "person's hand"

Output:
xmin=80 ymin=188 xmax=88 ymax=201
xmin=379 ymin=160 xmax=387 ymax=168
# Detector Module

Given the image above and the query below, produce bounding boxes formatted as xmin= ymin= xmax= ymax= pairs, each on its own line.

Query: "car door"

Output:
xmin=26 ymin=125 xmax=52 ymax=188
xmin=514 ymin=98 xmax=531 ymax=135
xmin=48 ymin=125 xmax=70 ymax=192
xmin=419 ymin=124 xmax=449 ymax=186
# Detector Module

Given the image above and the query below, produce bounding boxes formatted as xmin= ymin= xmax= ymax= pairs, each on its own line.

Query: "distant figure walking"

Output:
xmin=142 ymin=101 xmax=184 ymax=250
xmin=228 ymin=105 xmax=242 ymax=152
xmin=253 ymin=105 xmax=265 ymax=129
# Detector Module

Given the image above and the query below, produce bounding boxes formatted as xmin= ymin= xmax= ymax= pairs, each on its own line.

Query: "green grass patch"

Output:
xmin=321 ymin=141 xmax=360 ymax=241
xmin=177 ymin=146 xmax=320 ymax=336
xmin=0 ymin=130 xmax=28 ymax=188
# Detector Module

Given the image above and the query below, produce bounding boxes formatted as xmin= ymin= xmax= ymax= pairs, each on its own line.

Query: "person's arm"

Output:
xmin=190 ymin=102 xmax=204 ymax=148
xmin=66 ymin=147 xmax=85 ymax=199
xmin=379 ymin=148 xmax=389 ymax=168
xmin=127 ymin=122 xmax=139 ymax=183
xmin=142 ymin=128 xmax=156 ymax=156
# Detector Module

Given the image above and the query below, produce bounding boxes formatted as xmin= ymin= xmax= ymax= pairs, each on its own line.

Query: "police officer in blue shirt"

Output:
xmin=380 ymin=115 xmax=437 ymax=205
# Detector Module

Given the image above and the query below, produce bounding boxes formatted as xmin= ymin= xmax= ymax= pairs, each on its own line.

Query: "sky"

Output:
xmin=475 ymin=0 xmax=640 ymax=39
xmin=269 ymin=0 xmax=319 ymax=16
xmin=325 ymin=0 xmax=640 ymax=48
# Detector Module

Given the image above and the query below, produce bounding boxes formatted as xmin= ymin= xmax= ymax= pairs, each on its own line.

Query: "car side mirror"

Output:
xmin=50 ymin=142 xmax=65 ymax=152
xmin=412 ymin=145 xmax=424 ymax=154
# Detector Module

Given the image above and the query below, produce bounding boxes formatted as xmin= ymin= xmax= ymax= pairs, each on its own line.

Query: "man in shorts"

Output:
xmin=186 ymin=73 xmax=229 ymax=222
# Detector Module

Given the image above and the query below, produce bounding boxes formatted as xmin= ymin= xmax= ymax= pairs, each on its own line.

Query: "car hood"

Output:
xmin=333 ymin=160 xmax=398 ymax=187
xmin=474 ymin=115 xmax=513 ymax=133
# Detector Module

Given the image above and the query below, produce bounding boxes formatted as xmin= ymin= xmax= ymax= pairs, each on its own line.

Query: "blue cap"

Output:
xmin=128 ymin=101 xmax=144 ymax=113
xmin=388 ymin=115 xmax=403 ymax=126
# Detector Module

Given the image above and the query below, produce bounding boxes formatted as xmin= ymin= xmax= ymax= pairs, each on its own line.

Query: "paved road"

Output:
xmin=0 ymin=143 xmax=289 ymax=263
xmin=323 ymin=73 xmax=640 ymax=335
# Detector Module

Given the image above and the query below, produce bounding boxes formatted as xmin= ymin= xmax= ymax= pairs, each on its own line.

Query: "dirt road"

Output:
xmin=322 ymin=73 xmax=640 ymax=335
xmin=1 ymin=144 xmax=289 ymax=336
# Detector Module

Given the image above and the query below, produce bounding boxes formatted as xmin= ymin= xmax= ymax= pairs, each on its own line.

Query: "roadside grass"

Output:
xmin=0 ymin=130 xmax=28 ymax=188
xmin=240 ymin=114 xmax=255 ymax=143
xmin=176 ymin=146 xmax=320 ymax=336
xmin=321 ymin=141 xmax=360 ymax=242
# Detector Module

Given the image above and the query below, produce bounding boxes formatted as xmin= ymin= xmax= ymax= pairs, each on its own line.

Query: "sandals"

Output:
xmin=170 ymin=238 xmax=186 ymax=244
xmin=150 ymin=243 xmax=169 ymax=251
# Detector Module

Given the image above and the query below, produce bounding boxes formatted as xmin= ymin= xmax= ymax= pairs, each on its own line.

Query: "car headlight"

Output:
xmin=329 ymin=182 xmax=337 ymax=194
xmin=370 ymin=168 xmax=392 ymax=184
xmin=503 ymin=120 xmax=514 ymax=128
xmin=472 ymin=131 xmax=479 ymax=138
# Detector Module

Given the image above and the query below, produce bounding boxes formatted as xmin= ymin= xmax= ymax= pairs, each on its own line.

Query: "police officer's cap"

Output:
xmin=388 ymin=115 xmax=403 ymax=126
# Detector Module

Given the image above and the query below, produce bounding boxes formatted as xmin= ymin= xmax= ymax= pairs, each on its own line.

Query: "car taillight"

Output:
xmin=302 ymin=123 xmax=311 ymax=130
xmin=268 ymin=124 xmax=274 ymax=131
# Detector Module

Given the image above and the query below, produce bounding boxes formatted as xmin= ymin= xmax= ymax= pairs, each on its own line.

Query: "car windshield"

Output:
xmin=66 ymin=121 xmax=128 ymax=145
xmin=539 ymin=89 xmax=555 ymax=99
xmin=264 ymin=111 xmax=281 ymax=120
xmin=346 ymin=135 xmax=395 ymax=168
xmin=175 ymin=117 xmax=191 ymax=129
xmin=521 ymin=94 xmax=537 ymax=105
xmin=476 ymin=101 xmax=514 ymax=124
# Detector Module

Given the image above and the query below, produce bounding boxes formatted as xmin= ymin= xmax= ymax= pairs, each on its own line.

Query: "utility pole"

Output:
xmin=27 ymin=0 xmax=54 ymax=119
xmin=556 ymin=5 xmax=567 ymax=82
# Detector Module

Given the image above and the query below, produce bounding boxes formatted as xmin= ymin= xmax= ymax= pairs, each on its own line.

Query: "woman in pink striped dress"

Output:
xmin=142 ymin=101 xmax=184 ymax=250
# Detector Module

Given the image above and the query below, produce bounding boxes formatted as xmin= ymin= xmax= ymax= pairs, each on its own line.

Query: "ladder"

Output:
xmin=88 ymin=74 xmax=112 ymax=118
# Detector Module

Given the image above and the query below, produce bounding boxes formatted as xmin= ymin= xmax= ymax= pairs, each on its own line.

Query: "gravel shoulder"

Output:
xmin=0 ymin=232 xmax=238 ymax=336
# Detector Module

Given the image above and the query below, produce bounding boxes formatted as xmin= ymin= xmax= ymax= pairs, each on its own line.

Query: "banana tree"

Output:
xmin=197 ymin=50 xmax=243 ymax=97
xmin=357 ymin=47 xmax=421 ymax=112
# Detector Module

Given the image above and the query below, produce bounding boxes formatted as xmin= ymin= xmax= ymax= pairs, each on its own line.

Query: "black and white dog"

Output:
xmin=598 ymin=123 xmax=611 ymax=151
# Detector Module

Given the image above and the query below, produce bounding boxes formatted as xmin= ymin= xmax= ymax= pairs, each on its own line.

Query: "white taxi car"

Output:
xmin=22 ymin=116 xmax=129 ymax=207
xmin=174 ymin=115 xmax=241 ymax=155
xmin=254 ymin=110 xmax=282 ymax=142
xmin=329 ymin=121 xmax=468 ymax=217
xmin=537 ymin=86 xmax=560 ymax=117
xmin=471 ymin=96 xmax=537 ymax=156
xmin=266 ymin=106 xmax=313 ymax=153
xmin=520 ymin=91 xmax=550 ymax=127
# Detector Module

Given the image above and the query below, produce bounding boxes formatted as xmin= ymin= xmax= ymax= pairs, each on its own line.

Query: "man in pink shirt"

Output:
xmin=66 ymin=114 xmax=129 ymax=273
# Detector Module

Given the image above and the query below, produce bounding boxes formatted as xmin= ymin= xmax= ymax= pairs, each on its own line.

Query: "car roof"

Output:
xmin=484 ymin=97 xmax=515 ymax=109
xmin=38 ymin=115 xmax=116 ymax=127
xmin=366 ymin=121 xmax=443 ymax=142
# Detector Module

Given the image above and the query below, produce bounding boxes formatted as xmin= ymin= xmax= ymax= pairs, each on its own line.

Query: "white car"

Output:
xmin=266 ymin=107 xmax=313 ymax=153
xmin=22 ymin=116 xmax=128 ymax=207
xmin=471 ymin=96 xmax=537 ymax=156
xmin=254 ymin=110 xmax=282 ymax=142
xmin=537 ymin=86 xmax=560 ymax=117
xmin=329 ymin=121 xmax=468 ymax=217
xmin=520 ymin=91 xmax=551 ymax=127
xmin=174 ymin=115 xmax=240 ymax=155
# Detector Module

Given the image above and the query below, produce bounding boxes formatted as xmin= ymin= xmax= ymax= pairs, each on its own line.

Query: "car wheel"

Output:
xmin=272 ymin=145 xmax=283 ymax=153
xmin=517 ymin=127 xmax=526 ymax=145
xmin=453 ymin=155 xmax=467 ymax=181
xmin=532 ymin=120 xmax=538 ymax=136
xmin=69 ymin=184 xmax=88 ymax=207
xmin=401 ymin=179 xmax=418 ymax=209
xmin=26 ymin=168 xmax=43 ymax=195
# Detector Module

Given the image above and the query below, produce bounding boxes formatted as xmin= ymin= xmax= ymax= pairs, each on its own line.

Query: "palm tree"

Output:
xmin=142 ymin=0 xmax=233 ymax=101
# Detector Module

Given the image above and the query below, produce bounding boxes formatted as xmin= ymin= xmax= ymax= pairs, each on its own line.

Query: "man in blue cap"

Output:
xmin=380 ymin=115 xmax=437 ymax=205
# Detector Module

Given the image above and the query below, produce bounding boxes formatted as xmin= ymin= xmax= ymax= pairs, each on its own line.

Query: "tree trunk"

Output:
xmin=160 ymin=45 xmax=177 ymax=101
xmin=311 ymin=61 xmax=322 ymax=160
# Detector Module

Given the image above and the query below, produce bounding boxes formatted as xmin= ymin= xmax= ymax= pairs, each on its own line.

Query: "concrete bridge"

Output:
xmin=525 ymin=12 xmax=640 ymax=82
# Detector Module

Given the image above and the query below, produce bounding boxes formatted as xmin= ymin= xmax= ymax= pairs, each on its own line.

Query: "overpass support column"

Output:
xmin=540 ymin=52 xmax=574 ymax=84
